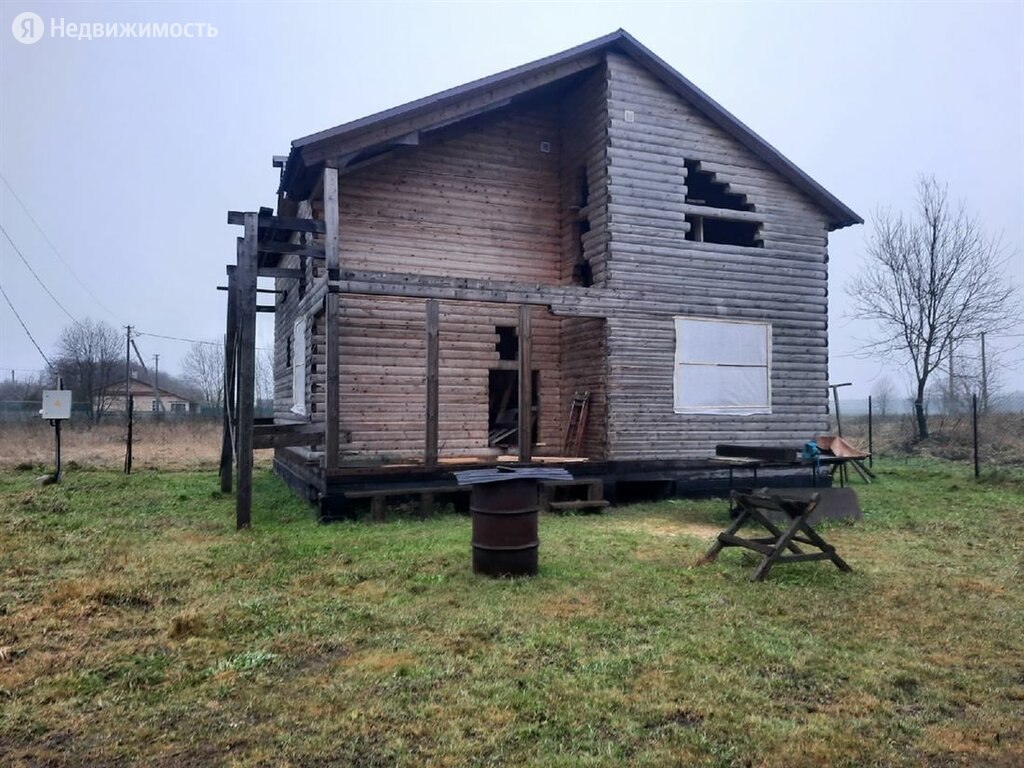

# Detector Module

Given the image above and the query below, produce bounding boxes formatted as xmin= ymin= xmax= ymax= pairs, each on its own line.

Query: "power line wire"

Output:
xmin=135 ymin=329 xmax=272 ymax=352
xmin=0 ymin=172 xmax=122 ymax=323
xmin=0 ymin=222 xmax=77 ymax=323
xmin=0 ymin=280 xmax=52 ymax=367
xmin=135 ymin=330 xmax=220 ymax=346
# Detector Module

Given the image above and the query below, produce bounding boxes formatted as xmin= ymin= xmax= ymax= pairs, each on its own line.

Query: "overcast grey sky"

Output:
xmin=1 ymin=0 xmax=1022 ymax=402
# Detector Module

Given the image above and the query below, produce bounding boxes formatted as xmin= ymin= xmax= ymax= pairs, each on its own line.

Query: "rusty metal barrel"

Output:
xmin=470 ymin=478 xmax=540 ymax=577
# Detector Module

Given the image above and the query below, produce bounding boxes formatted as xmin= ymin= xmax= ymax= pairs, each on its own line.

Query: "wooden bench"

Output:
xmin=698 ymin=490 xmax=852 ymax=581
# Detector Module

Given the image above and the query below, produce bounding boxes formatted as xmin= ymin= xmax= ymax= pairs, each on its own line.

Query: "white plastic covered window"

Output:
xmin=673 ymin=317 xmax=771 ymax=415
xmin=291 ymin=318 xmax=306 ymax=416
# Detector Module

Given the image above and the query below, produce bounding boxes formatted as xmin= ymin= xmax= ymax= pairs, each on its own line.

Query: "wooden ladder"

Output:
xmin=562 ymin=391 xmax=590 ymax=457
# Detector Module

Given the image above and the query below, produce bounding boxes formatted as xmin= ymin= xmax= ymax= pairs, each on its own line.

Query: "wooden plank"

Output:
xmin=323 ymin=167 xmax=341 ymax=469
xmin=235 ymin=214 xmax=258 ymax=529
xmin=257 ymin=267 xmax=304 ymax=280
xmin=425 ymin=298 xmax=440 ymax=466
xmin=518 ymin=304 xmax=532 ymax=462
xmin=252 ymin=422 xmax=334 ymax=449
xmin=227 ymin=211 xmax=326 ymax=234
xmin=257 ymin=241 xmax=326 ymax=256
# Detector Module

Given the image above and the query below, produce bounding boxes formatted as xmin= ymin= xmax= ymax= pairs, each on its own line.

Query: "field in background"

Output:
xmin=840 ymin=412 xmax=1024 ymax=469
xmin=0 ymin=421 xmax=272 ymax=472
xmin=1 ymin=461 xmax=1022 ymax=767
xmin=4 ymin=412 xmax=1022 ymax=474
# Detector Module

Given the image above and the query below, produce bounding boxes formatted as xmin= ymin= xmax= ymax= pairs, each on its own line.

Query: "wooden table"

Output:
xmin=698 ymin=490 xmax=853 ymax=581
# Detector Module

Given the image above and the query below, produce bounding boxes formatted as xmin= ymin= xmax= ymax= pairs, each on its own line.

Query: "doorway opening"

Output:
xmin=488 ymin=369 xmax=538 ymax=449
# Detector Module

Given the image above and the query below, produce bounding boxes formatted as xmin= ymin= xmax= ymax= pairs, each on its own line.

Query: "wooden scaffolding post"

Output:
xmin=219 ymin=265 xmax=237 ymax=493
xmin=518 ymin=304 xmax=533 ymax=462
xmin=323 ymin=166 xmax=341 ymax=470
xmin=236 ymin=214 xmax=258 ymax=529
xmin=425 ymin=298 xmax=440 ymax=465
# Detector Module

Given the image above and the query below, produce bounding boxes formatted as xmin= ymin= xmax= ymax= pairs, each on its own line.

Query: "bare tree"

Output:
xmin=871 ymin=375 xmax=895 ymax=417
xmin=181 ymin=341 xmax=224 ymax=407
xmin=255 ymin=347 xmax=274 ymax=412
xmin=849 ymin=177 xmax=1020 ymax=439
xmin=54 ymin=318 xmax=121 ymax=424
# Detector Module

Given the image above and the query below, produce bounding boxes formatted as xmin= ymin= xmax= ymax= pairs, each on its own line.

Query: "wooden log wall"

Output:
xmin=559 ymin=316 xmax=607 ymax=458
xmin=603 ymin=52 xmax=831 ymax=458
xmin=558 ymin=66 xmax=610 ymax=286
xmin=317 ymin=99 xmax=596 ymax=462
xmin=336 ymin=296 xmax=562 ymax=461
xmin=338 ymin=105 xmax=562 ymax=282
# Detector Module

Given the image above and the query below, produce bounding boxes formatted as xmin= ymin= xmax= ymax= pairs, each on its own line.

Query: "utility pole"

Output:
xmin=154 ymin=354 xmax=162 ymax=414
xmin=124 ymin=325 xmax=133 ymax=474
xmin=980 ymin=332 xmax=988 ymax=414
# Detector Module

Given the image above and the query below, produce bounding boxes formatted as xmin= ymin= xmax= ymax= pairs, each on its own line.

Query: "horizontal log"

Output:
xmin=228 ymin=211 xmax=326 ymax=234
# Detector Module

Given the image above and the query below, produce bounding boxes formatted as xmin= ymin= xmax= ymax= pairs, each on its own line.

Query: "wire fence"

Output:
xmin=0 ymin=400 xmax=226 ymax=424
xmin=836 ymin=397 xmax=1024 ymax=477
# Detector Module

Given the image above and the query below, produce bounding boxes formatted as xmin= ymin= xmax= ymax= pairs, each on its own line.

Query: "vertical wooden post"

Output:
xmin=220 ymin=266 xmax=237 ymax=493
xmin=323 ymin=166 xmax=341 ymax=470
xmin=518 ymin=304 xmax=533 ymax=463
xmin=124 ymin=325 xmax=133 ymax=474
xmin=425 ymin=298 xmax=440 ymax=466
xmin=236 ymin=213 xmax=258 ymax=529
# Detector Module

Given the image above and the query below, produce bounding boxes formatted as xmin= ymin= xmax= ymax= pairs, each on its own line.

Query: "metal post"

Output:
xmin=972 ymin=393 xmax=979 ymax=479
xmin=867 ymin=395 xmax=873 ymax=468
xmin=980 ymin=332 xmax=988 ymax=414
xmin=53 ymin=375 xmax=63 ymax=481
xmin=829 ymin=382 xmax=852 ymax=437
xmin=154 ymin=354 xmax=162 ymax=414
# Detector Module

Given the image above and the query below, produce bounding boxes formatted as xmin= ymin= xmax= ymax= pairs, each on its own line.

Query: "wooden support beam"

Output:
xmin=258 ymin=244 xmax=325 ymax=259
xmin=678 ymin=203 xmax=763 ymax=224
xmin=235 ymin=214 xmax=258 ymax=529
xmin=219 ymin=267 xmax=237 ymax=493
xmin=331 ymin=269 xmax=605 ymax=316
xmin=255 ymin=305 xmax=276 ymax=313
xmin=227 ymin=211 xmax=326 ymax=234
xmin=323 ymin=167 xmax=341 ymax=470
xmin=252 ymin=423 xmax=337 ymax=450
xmin=518 ymin=304 xmax=532 ymax=463
xmin=257 ymin=267 xmax=305 ymax=280
xmin=425 ymin=298 xmax=440 ymax=466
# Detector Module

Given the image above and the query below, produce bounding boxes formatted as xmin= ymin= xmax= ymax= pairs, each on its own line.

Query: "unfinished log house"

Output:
xmin=222 ymin=30 xmax=861 ymax=523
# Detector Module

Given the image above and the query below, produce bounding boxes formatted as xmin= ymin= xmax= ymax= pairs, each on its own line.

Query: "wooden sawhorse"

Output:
xmin=698 ymin=491 xmax=852 ymax=581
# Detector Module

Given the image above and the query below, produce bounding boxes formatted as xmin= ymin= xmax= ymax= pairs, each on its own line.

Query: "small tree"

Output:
xmin=54 ymin=318 xmax=121 ymax=424
xmin=181 ymin=341 xmax=224 ymax=407
xmin=871 ymin=375 xmax=895 ymax=417
xmin=848 ymin=177 xmax=1020 ymax=439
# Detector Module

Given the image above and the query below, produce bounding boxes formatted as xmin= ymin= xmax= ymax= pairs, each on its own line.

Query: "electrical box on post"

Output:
xmin=41 ymin=390 xmax=72 ymax=420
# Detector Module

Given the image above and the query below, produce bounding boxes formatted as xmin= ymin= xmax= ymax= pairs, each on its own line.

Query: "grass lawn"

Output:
xmin=1 ymin=461 xmax=1022 ymax=767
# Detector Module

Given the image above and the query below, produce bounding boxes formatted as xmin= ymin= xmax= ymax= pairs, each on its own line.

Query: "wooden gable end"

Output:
xmin=602 ymin=52 xmax=830 ymax=459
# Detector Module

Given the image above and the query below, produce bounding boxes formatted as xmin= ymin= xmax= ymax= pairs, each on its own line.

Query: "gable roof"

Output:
xmin=109 ymin=378 xmax=192 ymax=401
xmin=279 ymin=29 xmax=861 ymax=230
